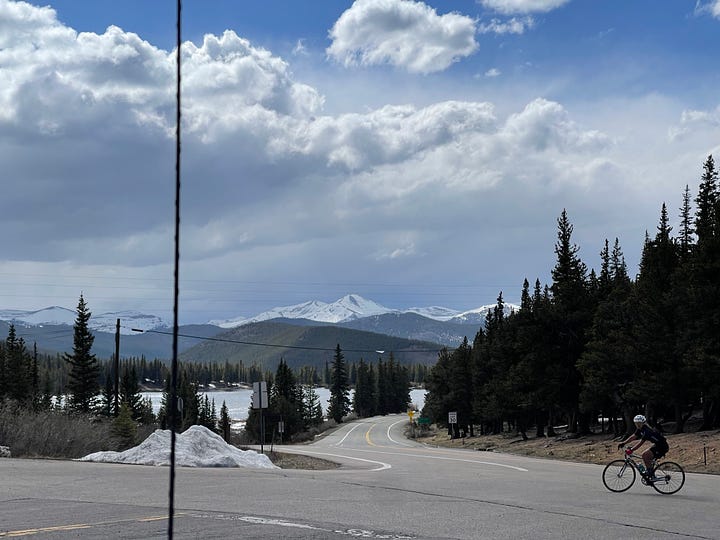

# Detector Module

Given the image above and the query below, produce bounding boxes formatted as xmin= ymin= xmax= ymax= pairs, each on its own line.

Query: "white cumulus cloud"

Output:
xmin=480 ymin=0 xmax=571 ymax=15
xmin=327 ymin=0 xmax=478 ymax=74
xmin=478 ymin=16 xmax=535 ymax=34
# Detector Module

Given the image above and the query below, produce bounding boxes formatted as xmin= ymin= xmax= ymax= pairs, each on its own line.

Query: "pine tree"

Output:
xmin=219 ymin=401 xmax=231 ymax=441
xmin=64 ymin=295 xmax=100 ymax=413
xmin=112 ymin=402 xmax=138 ymax=449
xmin=303 ymin=385 xmax=325 ymax=427
xmin=5 ymin=325 xmax=31 ymax=403
xmin=270 ymin=359 xmax=304 ymax=438
xmin=328 ymin=344 xmax=351 ymax=423
xmin=690 ymin=155 xmax=720 ymax=429
xmin=120 ymin=365 xmax=143 ymax=420
xmin=549 ymin=210 xmax=591 ymax=433
xmin=353 ymin=358 xmax=375 ymax=418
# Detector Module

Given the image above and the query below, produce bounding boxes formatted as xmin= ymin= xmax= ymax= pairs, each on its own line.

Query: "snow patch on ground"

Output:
xmin=77 ymin=425 xmax=276 ymax=468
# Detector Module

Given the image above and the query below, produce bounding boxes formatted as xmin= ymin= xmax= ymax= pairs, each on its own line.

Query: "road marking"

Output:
xmin=365 ymin=424 xmax=377 ymax=446
xmin=284 ymin=449 xmax=392 ymax=471
xmin=187 ymin=513 xmax=414 ymax=539
xmin=346 ymin=447 xmax=528 ymax=471
xmin=386 ymin=419 xmax=414 ymax=447
xmin=334 ymin=422 xmax=365 ymax=447
xmin=0 ymin=514 xmax=180 ymax=537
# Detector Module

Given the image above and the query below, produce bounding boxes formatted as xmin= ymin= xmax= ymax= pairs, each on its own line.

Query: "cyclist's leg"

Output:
xmin=642 ymin=447 xmax=656 ymax=473
xmin=648 ymin=443 xmax=668 ymax=475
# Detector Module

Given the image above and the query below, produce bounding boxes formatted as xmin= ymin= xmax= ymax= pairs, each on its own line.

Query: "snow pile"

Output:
xmin=78 ymin=425 xmax=276 ymax=468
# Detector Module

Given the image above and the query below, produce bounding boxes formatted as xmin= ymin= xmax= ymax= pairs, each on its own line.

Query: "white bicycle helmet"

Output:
xmin=633 ymin=414 xmax=646 ymax=423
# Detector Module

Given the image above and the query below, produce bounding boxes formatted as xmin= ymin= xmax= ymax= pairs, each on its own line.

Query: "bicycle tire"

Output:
xmin=650 ymin=461 xmax=685 ymax=495
xmin=602 ymin=459 xmax=636 ymax=492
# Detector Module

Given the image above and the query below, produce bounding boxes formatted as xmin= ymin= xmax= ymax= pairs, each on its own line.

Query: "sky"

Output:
xmin=0 ymin=0 xmax=719 ymax=324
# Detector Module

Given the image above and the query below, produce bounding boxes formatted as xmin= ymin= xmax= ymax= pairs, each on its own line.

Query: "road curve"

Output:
xmin=1 ymin=414 xmax=718 ymax=539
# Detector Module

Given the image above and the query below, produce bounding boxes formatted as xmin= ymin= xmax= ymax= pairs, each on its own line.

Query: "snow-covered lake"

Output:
xmin=142 ymin=388 xmax=426 ymax=421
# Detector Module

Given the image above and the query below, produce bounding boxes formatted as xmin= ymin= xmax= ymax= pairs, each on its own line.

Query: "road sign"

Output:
xmin=252 ymin=381 xmax=268 ymax=409
xmin=408 ymin=410 xmax=414 ymax=420
xmin=417 ymin=417 xmax=431 ymax=425
xmin=448 ymin=411 xmax=457 ymax=424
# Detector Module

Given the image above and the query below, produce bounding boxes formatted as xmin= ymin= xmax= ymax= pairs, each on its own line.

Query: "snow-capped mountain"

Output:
xmin=448 ymin=304 xmax=518 ymax=325
xmin=0 ymin=307 xmax=169 ymax=335
xmin=89 ymin=311 xmax=170 ymax=334
xmin=209 ymin=294 xmax=392 ymax=328
xmin=404 ymin=306 xmax=461 ymax=321
xmin=209 ymin=294 xmax=519 ymax=329
xmin=0 ymin=306 xmax=77 ymax=326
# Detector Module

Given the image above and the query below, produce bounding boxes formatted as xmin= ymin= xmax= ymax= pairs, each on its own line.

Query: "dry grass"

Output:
xmin=414 ymin=426 xmax=720 ymax=474
xmin=0 ymin=402 xmax=154 ymax=458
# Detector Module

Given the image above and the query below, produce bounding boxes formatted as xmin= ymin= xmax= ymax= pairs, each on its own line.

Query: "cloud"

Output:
xmin=327 ymin=0 xmax=478 ymax=74
xmin=478 ymin=17 xmax=535 ymax=34
xmin=694 ymin=1 xmax=720 ymax=18
xmin=1 ymin=0 xmax=700 ymax=322
xmin=479 ymin=0 xmax=571 ymax=15
xmin=484 ymin=68 xmax=501 ymax=77
xmin=292 ymin=38 xmax=308 ymax=56
xmin=669 ymin=105 xmax=720 ymax=140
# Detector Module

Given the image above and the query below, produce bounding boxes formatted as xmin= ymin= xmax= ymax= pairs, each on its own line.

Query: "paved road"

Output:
xmin=1 ymin=415 xmax=718 ymax=539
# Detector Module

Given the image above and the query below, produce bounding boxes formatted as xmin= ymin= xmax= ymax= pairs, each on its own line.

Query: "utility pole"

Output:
xmin=114 ymin=318 xmax=120 ymax=416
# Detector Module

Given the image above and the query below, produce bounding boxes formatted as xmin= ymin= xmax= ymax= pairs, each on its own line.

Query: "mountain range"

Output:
xmin=0 ymin=294 xmax=517 ymax=363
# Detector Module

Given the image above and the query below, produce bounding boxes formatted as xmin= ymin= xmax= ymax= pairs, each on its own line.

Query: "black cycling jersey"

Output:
xmin=635 ymin=425 xmax=666 ymax=445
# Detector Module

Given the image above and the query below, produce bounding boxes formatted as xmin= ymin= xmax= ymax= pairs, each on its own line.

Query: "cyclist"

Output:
xmin=617 ymin=414 xmax=669 ymax=480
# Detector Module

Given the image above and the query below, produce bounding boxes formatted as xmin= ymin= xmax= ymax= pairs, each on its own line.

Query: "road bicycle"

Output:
xmin=602 ymin=449 xmax=685 ymax=495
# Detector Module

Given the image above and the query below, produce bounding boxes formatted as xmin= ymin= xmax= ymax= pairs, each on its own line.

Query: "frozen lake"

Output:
xmin=142 ymin=387 xmax=426 ymax=421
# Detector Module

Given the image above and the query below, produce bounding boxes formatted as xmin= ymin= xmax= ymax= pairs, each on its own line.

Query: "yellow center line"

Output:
xmin=365 ymin=424 xmax=376 ymax=446
xmin=0 ymin=514 xmax=183 ymax=537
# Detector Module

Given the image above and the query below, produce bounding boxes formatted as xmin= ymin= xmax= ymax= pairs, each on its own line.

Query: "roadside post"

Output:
xmin=448 ymin=411 xmax=457 ymax=439
xmin=278 ymin=420 xmax=284 ymax=445
xmin=252 ymin=382 xmax=269 ymax=453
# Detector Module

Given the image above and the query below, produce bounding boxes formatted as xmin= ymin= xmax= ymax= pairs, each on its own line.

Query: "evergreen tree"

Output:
xmin=328 ymin=344 xmax=351 ymax=423
xmin=100 ymin=374 xmax=115 ymax=416
xmin=690 ymin=155 xmax=720 ymax=429
xmin=5 ymin=325 xmax=31 ymax=403
xmin=64 ymin=295 xmax=100 ymax=413
xmin=549 ymin=210 xmax=591 ymax=433
xmin=353 ymin=358 xmax=375 ymax=417
xmin=112 ymin=402 xmax=138 ymax=449
xmin=120 ymin=365 xmax=143 ymax=421
xmin=303 ymin=385 xmax=324 ymax=427
xmin=219 ymin=401 xmax=231 ymax=441
xmin=271 ymin=359 xmax=304 ymax=438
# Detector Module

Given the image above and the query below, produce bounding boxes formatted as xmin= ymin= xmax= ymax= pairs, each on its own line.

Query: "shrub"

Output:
xmin=0 ymin=401 xmax=154 ymax=458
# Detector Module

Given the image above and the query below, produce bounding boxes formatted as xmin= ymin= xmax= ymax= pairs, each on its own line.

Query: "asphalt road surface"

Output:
xmin=1 ymin=414 xmax=718 ymax=539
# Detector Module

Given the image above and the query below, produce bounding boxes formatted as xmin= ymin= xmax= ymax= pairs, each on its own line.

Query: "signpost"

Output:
xmin=252 ymin=382 xmax=269 ymax=453
xmin=448 ymin=411 xmax=457 ymax=425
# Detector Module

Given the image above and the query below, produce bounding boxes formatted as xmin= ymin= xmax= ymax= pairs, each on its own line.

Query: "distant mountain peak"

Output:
xmin=0 ymin=307 xmax=170 ymax=335
xmin=210 ymin=293 xmax=392 ymax=328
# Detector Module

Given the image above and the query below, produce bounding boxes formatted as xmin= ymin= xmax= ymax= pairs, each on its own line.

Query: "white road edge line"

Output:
xmin=386 ymin=420 xmax=414 ymax=447
xmin=290 ymin=450 xmax=392 ymax=471
xmin=347 ymin=447 xmax=528 ymax=472
xmin=333 ymin=422 xmax=365 ymax=447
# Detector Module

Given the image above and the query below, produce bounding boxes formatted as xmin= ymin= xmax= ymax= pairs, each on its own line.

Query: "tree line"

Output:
xmin=243 ymin=344 xmax=412 ymax=443
xmin=424 ymin=155 xmax=720 ymax=437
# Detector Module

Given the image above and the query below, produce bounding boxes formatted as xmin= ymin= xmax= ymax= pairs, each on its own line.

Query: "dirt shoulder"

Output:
xmin=414 ymin=427 xmax=720 ymax=475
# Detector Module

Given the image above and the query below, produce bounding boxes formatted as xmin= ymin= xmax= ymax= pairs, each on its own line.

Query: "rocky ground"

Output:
xmin=413 ymin=426 xmax=720 ymax=474
xmin=266 ymin=450 xmax=340 ymax=470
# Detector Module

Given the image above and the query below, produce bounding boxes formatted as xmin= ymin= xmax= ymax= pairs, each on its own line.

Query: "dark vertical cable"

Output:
xmin=168 ymin=0 xmax=182 ymax=538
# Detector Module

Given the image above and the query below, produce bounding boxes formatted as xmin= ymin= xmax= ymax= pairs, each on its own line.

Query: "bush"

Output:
xmin=0 ymin=401 xmax=155 ymax=458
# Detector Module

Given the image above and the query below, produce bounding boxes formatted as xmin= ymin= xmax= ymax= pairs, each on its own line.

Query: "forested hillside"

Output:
xmin=424 ymin=156 xmax=720 ymax=435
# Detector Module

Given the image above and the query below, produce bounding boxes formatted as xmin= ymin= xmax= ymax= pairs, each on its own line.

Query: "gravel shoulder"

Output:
xmin=414 ymin=426 xmax=720 ymax=474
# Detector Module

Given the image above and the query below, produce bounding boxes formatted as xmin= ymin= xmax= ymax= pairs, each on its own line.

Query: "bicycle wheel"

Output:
xmin=602 ymin=459 xmax=636 ymax=492
xmin=651 ymin=462 xmax=685 ymax=495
